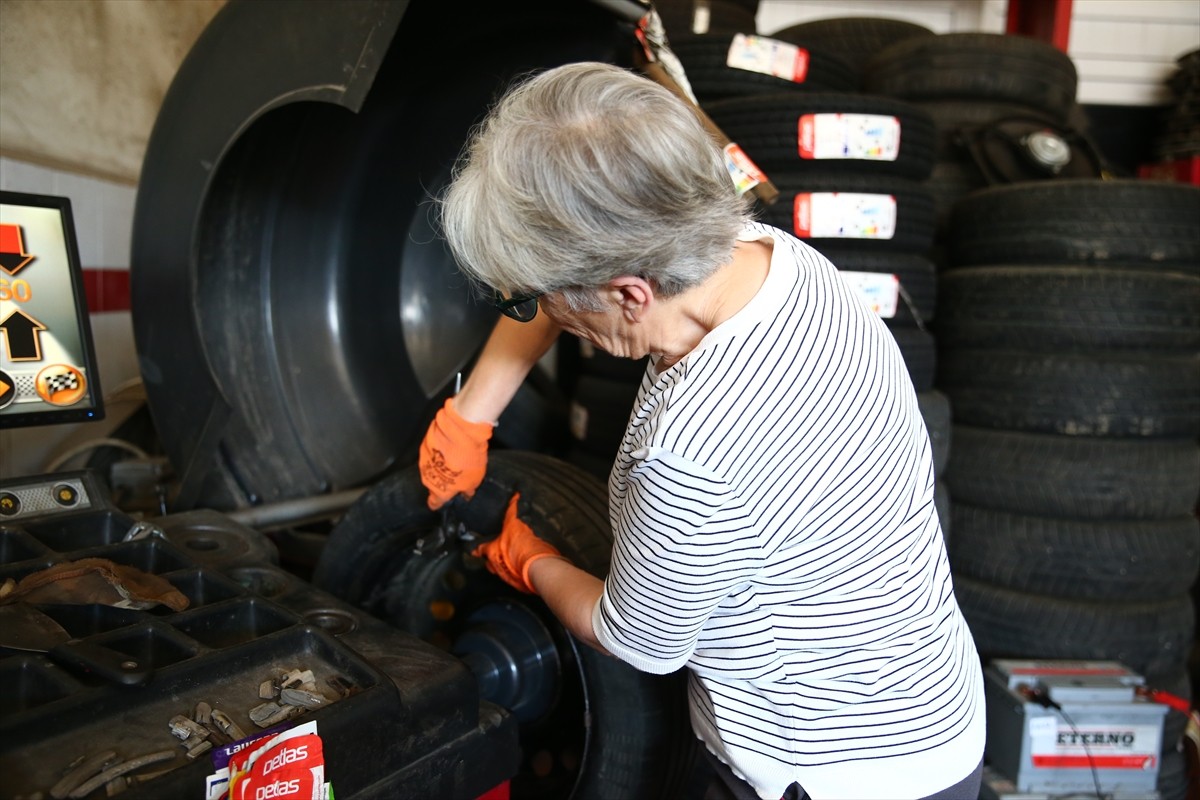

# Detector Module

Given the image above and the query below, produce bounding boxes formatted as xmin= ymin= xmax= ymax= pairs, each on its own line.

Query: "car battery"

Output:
xmin=0 ymin=470 xmax=518 ymax=800
xmin=984 ymin=659 xmax=1166 ymax=798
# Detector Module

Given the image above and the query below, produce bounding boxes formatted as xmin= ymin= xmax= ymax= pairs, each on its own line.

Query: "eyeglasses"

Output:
xmin=492 ymin=289 xmax=543 ymax=322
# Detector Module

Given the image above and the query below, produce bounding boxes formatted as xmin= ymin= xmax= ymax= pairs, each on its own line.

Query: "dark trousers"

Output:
xmin=704 ymin=748 xmax=984 ymax=800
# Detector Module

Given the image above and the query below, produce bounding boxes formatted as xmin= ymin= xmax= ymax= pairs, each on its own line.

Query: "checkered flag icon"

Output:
xmin=45 ymin=372 xmax=80 ymax=393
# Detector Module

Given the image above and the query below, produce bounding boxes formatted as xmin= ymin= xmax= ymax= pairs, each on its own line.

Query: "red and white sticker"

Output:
xmin=793 ymin=193 xmax=897 ymax=240
xmin=840 ymin=271 xmax=900 ymax=319
xmin=228 ymin=722 xmax=328 ymax=800
xmin=798 ymin=114 xmax=901 ymax=161
xmin=723 ymin=142 xmax=767 ymax=195
xmin=726 ymin=34 xmax=809 ymax=83
xmin=1029 ymin=720 xmax=1161 ymax=771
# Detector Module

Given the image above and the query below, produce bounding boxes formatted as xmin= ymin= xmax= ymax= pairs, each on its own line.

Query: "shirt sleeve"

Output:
xmin=593 ymin=446 xmax=764 ymax=674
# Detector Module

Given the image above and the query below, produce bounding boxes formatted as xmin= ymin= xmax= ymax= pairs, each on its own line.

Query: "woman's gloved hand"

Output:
xmin=472 ymin=493 xmax=565 ymax=593
xmin=419 ymin=396 xmax=494 ymax=510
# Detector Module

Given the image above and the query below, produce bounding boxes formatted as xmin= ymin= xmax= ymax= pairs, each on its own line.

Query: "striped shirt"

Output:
xmin=592 ymin=222 xmax=985 ymax=800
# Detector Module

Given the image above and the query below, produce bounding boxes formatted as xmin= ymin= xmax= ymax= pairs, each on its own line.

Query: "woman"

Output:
xmin=419 ymin=61 xmax=984 ymax=800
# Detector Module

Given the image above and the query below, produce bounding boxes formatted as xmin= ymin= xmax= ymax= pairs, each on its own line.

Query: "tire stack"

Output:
xmin=692 ymin=21 xmax=953 ymax=529
xmin=861 ymin=33 xmax=1098 ymax=259
xmin=765 ymin=15 xmax=935 ymax=89
xmin=729 ymin=98 xmax=940 ymax=396
xmin=935 ymin=178 xmax=1200 ymax=800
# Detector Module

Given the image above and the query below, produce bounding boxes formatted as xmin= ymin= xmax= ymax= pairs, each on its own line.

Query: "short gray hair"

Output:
xmin=438 ymin=61 xmax=753 ymax=312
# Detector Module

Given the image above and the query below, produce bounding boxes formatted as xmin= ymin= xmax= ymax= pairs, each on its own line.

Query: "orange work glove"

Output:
xmin=419 ymin=396 xmax=494 ymax=510
xmin=472 ymin=493 xmax=564 ymax=594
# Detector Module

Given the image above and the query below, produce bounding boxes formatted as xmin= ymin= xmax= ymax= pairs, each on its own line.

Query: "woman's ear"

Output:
xmin=609 ymin=275 xmax=653 ymax=322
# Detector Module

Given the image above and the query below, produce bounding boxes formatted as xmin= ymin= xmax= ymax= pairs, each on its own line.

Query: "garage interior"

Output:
xmin=0 ymin=0 xmax=1198 ymax=798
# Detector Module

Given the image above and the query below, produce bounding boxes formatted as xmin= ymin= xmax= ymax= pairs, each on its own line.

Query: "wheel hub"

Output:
xmin=453 ymin=600 xmax=560 ymax=723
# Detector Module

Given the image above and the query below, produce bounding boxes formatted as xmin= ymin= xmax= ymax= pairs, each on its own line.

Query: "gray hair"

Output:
xmin=438 ymin=61 xmax=753 ymax=312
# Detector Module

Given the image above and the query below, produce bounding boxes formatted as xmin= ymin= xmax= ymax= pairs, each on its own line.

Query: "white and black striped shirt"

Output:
xmin=592 ymin=222 xmax=985 ymax=800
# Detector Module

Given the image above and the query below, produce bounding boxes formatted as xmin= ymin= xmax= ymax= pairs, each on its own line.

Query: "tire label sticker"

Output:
xmin=723 ymin=142 xmax=766 ymax=195
xmin=793 ymin=193 xmax=897 ymax=240
xmin=798 ymin=114 xmax=901 ymax=161
xmin=840 ymin=271 xmax=899 ymax=319
xmin=726 ymin=34 xmax=809 ymax=83
xmin=1030 ymin=722 xmax=1161 ymax=770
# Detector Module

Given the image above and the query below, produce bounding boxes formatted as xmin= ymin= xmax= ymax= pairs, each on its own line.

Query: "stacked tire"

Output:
xmin=722 ymin=92 xmax=940 ymax=393
xmin=765 ymin=15 xmax=935 ymax=89
xmin=935 ymin=179 xmax=1200 ymax=800
xmin=700 ymin=66 xmax=952 ymax=532
xmin=862 ymin=33 xmax=1100 ymax=252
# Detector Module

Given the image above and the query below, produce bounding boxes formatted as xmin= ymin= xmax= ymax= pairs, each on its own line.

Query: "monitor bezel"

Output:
xmin=0 ymin=190 xmax=106 ymax=428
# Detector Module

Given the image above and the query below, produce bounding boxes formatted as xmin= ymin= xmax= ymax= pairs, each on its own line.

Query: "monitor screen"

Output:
xmin=1 ymin=191 xmax=105 ymax=428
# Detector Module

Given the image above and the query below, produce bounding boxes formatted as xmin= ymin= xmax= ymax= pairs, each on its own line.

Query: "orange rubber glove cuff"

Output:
xmin=419 ymin=396 xmax=494 ymax=510
xmin=472 ymin=493 xmax=564 ymax=594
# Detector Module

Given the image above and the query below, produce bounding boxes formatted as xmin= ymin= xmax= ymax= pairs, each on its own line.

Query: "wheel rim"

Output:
xmin=368 ymin=532 xmax=591 ymax=798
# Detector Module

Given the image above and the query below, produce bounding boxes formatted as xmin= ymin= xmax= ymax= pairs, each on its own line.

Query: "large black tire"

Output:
xmin=761 ymin=172 xmax=935 ymax=252
xmin=948 ymin=180 xmax=1200 ymax=270
xmin=936 ymin=267 xmax=1200 ymax=353
xmin=702 ymin=92 xmax=936 ymax=178
xmin=131 ymin=0 xmax=639 ymax=510
xmin=671 ymin=33 xmax=859 ymax=102
xmin=946 ymin=426 xmax=1200 ymax=520
xmin=863 ymin=33 xmax=1078 ymax=119
xmin=954 ymin=576 xmax=1194 ymax=686
xmin=313 ymin=452 xmax=703 ymax=800
xmin=768 ymin=17 xmax=935 ymax=71
xmin=948 ymin=503 xmax=1200 ymax=602
xmin=937 ymin=349 xmax=1200 ymax=438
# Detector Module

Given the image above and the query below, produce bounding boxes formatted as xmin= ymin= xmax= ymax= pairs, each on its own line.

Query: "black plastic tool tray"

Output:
xmin=0 ymin=471 xmax=517 ymax=800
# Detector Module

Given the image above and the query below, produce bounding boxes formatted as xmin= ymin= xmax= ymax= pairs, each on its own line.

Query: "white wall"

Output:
xmin=1067 ymin=0 xmax=1200 ymax=105
xmin=758 ymin=0 xmax=1007 ymax=38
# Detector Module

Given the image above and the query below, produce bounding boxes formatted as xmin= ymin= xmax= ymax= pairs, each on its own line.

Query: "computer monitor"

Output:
xmin=0 ymin=190 xmax=104 ymax=428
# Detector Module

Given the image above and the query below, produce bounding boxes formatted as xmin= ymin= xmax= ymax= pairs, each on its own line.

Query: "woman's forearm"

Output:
xmin=455 ymin=313 xmax=561 ymax=424
xmin=528 ymin=556 xmax=610 ymax=656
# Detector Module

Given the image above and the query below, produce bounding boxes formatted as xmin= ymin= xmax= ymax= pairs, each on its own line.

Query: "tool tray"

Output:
xmin=0 ymin=470 xmax=517 ymax=800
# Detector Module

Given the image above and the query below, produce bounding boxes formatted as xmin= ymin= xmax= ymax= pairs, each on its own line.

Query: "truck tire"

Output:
xmin=314 ymin=451 xmax=704 ymax=800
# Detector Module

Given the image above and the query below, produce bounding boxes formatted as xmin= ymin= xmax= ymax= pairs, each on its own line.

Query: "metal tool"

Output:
xmin=0 ymin=603 xmax=153 ymax=686
xmin=415 ymin=498 xmax=464 ymax=556
xmin=65 ymin=750 xmax=175 ymax=799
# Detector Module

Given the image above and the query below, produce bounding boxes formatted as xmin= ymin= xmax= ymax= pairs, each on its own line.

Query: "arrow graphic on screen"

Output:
xmin=0 ymin=223 xmax=37 ymax=276
xmin=0 ymin=308 xmax=46 ymax=361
